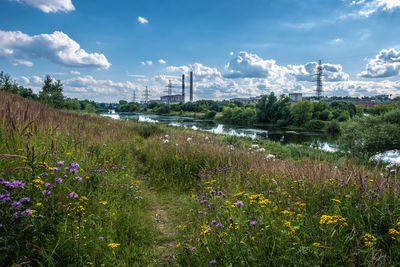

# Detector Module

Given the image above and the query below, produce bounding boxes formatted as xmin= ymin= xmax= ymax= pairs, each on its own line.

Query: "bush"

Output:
xmin=304 ymin=119 xmax=325 ymax=130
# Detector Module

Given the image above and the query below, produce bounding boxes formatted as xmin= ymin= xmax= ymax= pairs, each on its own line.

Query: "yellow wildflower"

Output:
xmin=108 ymin=243 xmax=120 ymax=249
xmin=100 ymin=201 xmax=108 ymax=205
xmin=36 ymin=202 xmax=43 ymax=207
xmin=313 ymin=243 xmax=320 ymax=247
xmin=331 ymin=199 xmax=342 ymax=204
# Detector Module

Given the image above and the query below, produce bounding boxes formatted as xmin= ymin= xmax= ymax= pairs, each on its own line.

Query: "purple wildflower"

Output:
xmin=42 ymin=190 xmax=51 ymax=195
xmin=211 ymin=220 xmax=216 ymax=225
xmin=45 ymin=183 xmax=53 ymax=189
xmin=11 ymin=201 xmax=22 ymax=210
xmin=99 ymin=236 xmax=104 ymax=241
xmin=209 ymin=260 xmax=217 ymax=265
xmin=96 ymin=169 xmax=103 ymax=173
xmin=54 ymin=177 xmax=63 ymax=184
xmin=20 ymin=197 xmax=30 ymax=203
xmin=234 ymin=201 xmax=243 ymax=207
xmin=191 ymin=247 xmax=196 ymax=250
xmin=69 ymin=192 xmax=78 ymax=199
xmin=216 ymin=223 xmax=223 ymax=228
xmin=75 ymin=176 xmax=82 ymax=181
xmin=52 ymin=167 xmax=59 ymax=171
xmin=21 ymin=209 xmax=33 ymax=217
xmin=209 ymin=189 xmax=216 ymax=194
xmin=250 ymin=220 xmax=258 ymax=226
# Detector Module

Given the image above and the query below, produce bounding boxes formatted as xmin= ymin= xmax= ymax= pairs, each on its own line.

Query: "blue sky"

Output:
xmin=0 ymin=0 xmax=399 ymax=102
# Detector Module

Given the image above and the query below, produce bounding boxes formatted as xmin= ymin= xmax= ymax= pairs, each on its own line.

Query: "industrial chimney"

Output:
xmin=190 ymin=71 xmax=193 ymax=102
xmin=182 ymin=74 xmax=185 ymax=104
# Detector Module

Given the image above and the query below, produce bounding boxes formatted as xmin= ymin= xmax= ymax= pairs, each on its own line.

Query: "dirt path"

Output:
xmin=147 ymin=189 xmax=178 ymax=266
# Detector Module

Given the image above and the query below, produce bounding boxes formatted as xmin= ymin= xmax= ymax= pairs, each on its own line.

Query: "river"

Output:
xmin=101 ymin=111 xmax=339 ymax=152
xmin=101 ymin=111 xmax=400 ymax=164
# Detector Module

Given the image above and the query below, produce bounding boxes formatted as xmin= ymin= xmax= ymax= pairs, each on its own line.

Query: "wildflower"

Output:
xmin=42 ymin=190 xmax=51 ymax=195
xmin=100 ymin=201 xmax=107 ymax=205
xmin=99 ymin=237 xmax=104 ymax=241
xmin=57 ymin=161 xmax=65 ymax=165
xmin=176 ymin=243 xmax=181 ymax=248
xmin=209 ymin=260 xmax=217 ymax=265
xmin=45 ymin=183 xmax=53 ymax=189
xmin=313 ymin=243 xmax=320 ymax=247
xmin=319 ymin=215 xmax=347 ymax=226
xmin=11 ymin=201 xmax=22 ymax=210
xmin=69 ymin=192 xmax=78 ymax=199
xmin=331 ymin=199 xmax=342 ymax=204
xmin=20 ymin=197 xmax=30 ymax=203
xmin=211 ymin=220 xmax=216 ymax=225
xmin=36 ymin=202 xmax=42 ymax=207
xmin=108 ymin=243 xmax=120 ymax=249
xmin=364 ymin=233 xmax=377 ymax=247
xmin=234 ymin=201 xmax=243 ymax=207
xmin=75 ymin=176 xmax=82 ymax=181
xmin=21 ymin=209 xmax=33 ymax=217
xmin=389 ymin=228 xmax=400 ymax=239
xmin=187 ymin=137 xmax=192 ymax=141
xmin=216 ymin=223 xmax=223 ymax=228
xmin=250 ymin=220 xmax=258 ymax=226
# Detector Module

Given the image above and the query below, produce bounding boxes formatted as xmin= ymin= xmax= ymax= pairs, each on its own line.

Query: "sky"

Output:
xmin=0 ymin=0 xmax=400 ymax=102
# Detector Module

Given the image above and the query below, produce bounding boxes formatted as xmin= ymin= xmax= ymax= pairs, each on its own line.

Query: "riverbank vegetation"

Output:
xmin=1 ymin=90 xmax=400 ymax=266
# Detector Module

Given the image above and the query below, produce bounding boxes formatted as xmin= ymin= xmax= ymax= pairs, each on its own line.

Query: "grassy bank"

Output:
xmin=1 ymin=91 xmax=399 ymax=266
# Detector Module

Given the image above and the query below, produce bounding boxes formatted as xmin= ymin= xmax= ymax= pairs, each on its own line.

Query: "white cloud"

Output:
xmin=351 ymin=0 xmax=400 ymax=17
xmin=289 ymin=62 xmax=350 ymax=82
xmin=141 ymin=61 xmax=153 ymax=66
xmin=0 ymin=30 xmax=111 ymax=69
xmin=328 ymin=38 xmax=343 ymax=44
xmin=224 ymin=51 xmax=288 ymax=79
xmin=64 ymin=75 xmax=139 ymax=101
xmin=19 ymin=76 xmax=30 ymax=84
xmin=128 ymin=74 xmax=146 ymax=78
xmin=11 ymin=0 xmax=75 ymax=13
xmin=138 ymin=16 xmax=149 ymax=24
xmin=70 ymin=70 xmax=80 ymax=75
xmin=167 ymin=63 xmax=222 ymax=80
xmin=358 ymin=48 xmax=400 ymax=78
xmin=229 ymin=52 xmax=234 ymax=56
xmin=158 ymin=59 xmax=166 ymax=64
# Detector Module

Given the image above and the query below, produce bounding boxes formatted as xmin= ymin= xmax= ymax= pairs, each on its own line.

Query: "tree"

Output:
xmin=290 ymin=100 xmax=313 ymax=126
xmin=39 ymin=75 xmax=65 ymax=108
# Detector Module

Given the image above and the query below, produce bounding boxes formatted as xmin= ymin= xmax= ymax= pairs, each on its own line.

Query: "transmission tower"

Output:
xmin=131 ymin=89 xmax=137 ymax=103
xmin=143 ymin=86 xmax=150 ymax=104
xmin=315 ymin=59 xmax=323 ymax=100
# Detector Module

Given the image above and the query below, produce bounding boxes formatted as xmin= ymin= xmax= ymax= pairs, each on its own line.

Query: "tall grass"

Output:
xmin=1 ymin=91 xmax=399 ymax=266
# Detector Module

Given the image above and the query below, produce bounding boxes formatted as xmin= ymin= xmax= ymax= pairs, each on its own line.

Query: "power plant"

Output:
xmin=152 ymin=71 xmax=193 ymax=104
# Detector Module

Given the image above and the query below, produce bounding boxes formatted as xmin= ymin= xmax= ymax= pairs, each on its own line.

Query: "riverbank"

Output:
xmin=1 ymin=92 xmax=399 ymax=266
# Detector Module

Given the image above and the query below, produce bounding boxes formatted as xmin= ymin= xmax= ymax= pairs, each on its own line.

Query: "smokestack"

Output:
xmin=190 ymin=71 xmax=193 ymax=102
xmin=182 ymin=74 xmax=185 ymax=103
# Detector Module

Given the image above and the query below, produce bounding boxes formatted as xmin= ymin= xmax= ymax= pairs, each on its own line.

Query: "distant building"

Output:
xmin=160 ymin=94 xmax=184 ymax=104
xmin=230 ymin=96 xmax=262 ymax=104
xmin=289 ymin=93 xmax=302 ymax=103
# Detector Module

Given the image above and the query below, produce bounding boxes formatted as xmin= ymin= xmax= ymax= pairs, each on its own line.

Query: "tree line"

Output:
xmin=0 ymin=72 xmax=108 ymax=113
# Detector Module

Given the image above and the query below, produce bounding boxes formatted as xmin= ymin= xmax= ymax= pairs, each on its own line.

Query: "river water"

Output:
xmin=102 ymin=111 xmax=339 ymax=151
xmin=101 ymin=111 xmax=399 ymax=164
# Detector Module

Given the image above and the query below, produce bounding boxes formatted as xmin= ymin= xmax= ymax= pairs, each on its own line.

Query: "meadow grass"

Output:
xmin=1 ymin=91 xmax=399 ymax=266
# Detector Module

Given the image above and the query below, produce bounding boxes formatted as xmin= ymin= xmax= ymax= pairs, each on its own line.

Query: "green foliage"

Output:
xmin=204 ymin=110 xmax=217 ymax=119
xmin=255 ymin=93 xmax=291 ymax=125
xmin=290 ymin=100 xmax=313 ymax=126
xmin=367 ymin=103 xmax=398 ymax=115
xmin=221 ymin=107 xmax=255 ymax=125
xmin=339 ymin=110 xmax=400 ymax=156
xmin=154 ymin=104 xmax=171 ymax=114
xmin=39 ymin=75 xmax=65 ymax=108
xmin=304 ymin=119 xmax=325 ymax=130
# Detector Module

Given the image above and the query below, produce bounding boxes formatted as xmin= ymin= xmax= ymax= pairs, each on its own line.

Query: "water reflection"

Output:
xmin=102 ymin=112 xmax=338 ymax=152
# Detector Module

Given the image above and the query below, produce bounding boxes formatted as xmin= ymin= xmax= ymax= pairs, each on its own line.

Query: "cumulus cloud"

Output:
xmin=351 ymin=0 xmax=400 ymax=17
xmin=158 ymin=59 xmax=166 ymax=64
xmin=19 ymin=76 xmax=30 ymax=84
xmin=0 ymin=30 xmax=111 ymax=69
xmin=11 ymin=0 xmax=75 ymax=13
xmin=63 ymin=75 xmax=138 ymax=101
xmin=358 ymin=48 xmax=400 ymax=78
xmin=167 ymin=63 xmax=222 ymax=80
xmin=289 ymin=62 xmax=350 ymax=82
xmin=224 ymin=51 xmax=349 ymax=82
xmin=224 ymin=51 xmax=287 ymax=79
xmin=70 ymin=70 xmax=80 ymax=75
xmin=138 ymin=16 xmax=148 ymax=24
